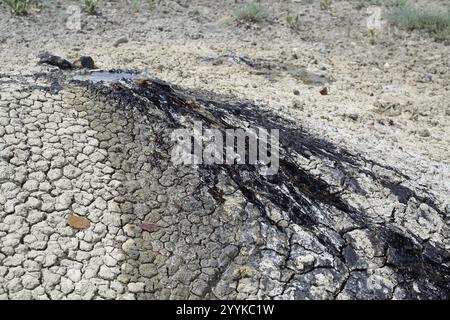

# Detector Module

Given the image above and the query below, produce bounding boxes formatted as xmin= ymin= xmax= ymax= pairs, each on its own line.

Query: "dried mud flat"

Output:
xmin=0 ymin=0 xmax=449 ymax=300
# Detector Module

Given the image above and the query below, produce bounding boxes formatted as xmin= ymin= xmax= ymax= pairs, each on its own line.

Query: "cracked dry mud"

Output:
xmin=1 ymin=0 xmax=450 ymax=301
xmin=0 ymin=67 xmax=449 ymax=300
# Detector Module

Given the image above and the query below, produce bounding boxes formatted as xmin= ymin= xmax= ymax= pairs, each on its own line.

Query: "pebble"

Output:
xmin=417 ymin=129 xmax=431 ymax=137
xmin=113 ymin=36 xmax=129 ymax=47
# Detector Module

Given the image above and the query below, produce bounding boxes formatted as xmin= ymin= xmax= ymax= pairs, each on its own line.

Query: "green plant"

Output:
xmin=4 ymin=0 xmax=32 ymax=15
xmin=320 ymin=0 xmax=332 ymax=11
xmin=387 ymin=4 xmax=450 ymax=41
xmin=368 ymin=29 xmax=379 ymax=44
xmin=84 ymin=0 xmax=98 ymax=14
xmin=235 ymin=0 xmax=268 ymax=23
xmin=286 ymin=15 xmax=302 ymax=31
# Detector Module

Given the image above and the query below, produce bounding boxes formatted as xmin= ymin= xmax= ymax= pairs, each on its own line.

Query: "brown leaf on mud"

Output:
xmin=320 ymin=87 xmax=329 ymax=95
xmin=139 ymin=223 xmax=160 ymax=233
xmin=67 ymin=214 xmax=91 ymax=230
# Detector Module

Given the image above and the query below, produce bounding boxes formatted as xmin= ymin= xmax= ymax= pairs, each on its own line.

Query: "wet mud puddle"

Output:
xmin=73 ymin=71 xmax=146 ymax=83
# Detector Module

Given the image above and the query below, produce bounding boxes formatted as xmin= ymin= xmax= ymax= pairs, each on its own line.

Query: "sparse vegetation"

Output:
xmin=354 ymin=0 xmax=449 ymax=41
xmin=387 ymin=4 xmax=450 ymax=41
xmin=320 ymin=0 xmax=332 ymax=11
xmin=84 ymin=0 xmax=98 ymax=14
xmin=368 ymin=29 xmax=379 ymax=44
xmin=286 ymin=15 xmax=302 ymax=31
xmin=355 ymin=0 xmax=405 ymax=10
xmin=147 ymin=0 xmax=159 ymax=10
xmin=235 ymin=0 xmax=268 ymax=23
xmin=4 ymin=0 xmax=32 ymax=15
xmin=354 ymin=0 xmax=379 ymax=9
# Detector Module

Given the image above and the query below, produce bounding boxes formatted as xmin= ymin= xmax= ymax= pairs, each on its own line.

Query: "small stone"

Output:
xmin=1 ymin=149 xmax=14 ymax=161
xmin=72 ymin=56 xmax=96 ymax=69
xmin=293 ymin=89 xmax=300 ymax=95
xmin=37 ymin=52 xmax=73 ymax=69
xmin=417 ymin=129 xmax=430 ymax=137
xmin=320 ymin=87 xmax=329 ymax=95
xmin=67 ymin=214 xmax=91 ymax=230
xmin=114 ymin=36 xmax=129 ymax=47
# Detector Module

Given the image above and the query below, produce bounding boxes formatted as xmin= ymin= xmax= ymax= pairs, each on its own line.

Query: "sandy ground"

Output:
xmin=1 ymin=0 xmax=449 ymax=163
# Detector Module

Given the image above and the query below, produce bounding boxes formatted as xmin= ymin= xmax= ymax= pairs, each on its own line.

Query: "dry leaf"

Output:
xmin=139 ymin=223 xmax=160 ymax=233
xmin=67 ymin=214 xmax=91 ymax=230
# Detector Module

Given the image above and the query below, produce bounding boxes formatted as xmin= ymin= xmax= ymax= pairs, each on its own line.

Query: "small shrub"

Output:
xmin=84 ymin=0 xmax=98 ymax=14
xmin=4 ymin=0 xmax=32 ymax=15
xmin=368 ymin=29 xmax=379 ymax=44
xmin=354 ymin=0 xmax=404 ymax=10
xmin=286 ymin=15 xmax=302 ymax=31
xmin=235 ymin=1 xmax=268 ymax=23
xmin=147 ymin=0 xmax=159 ymax=10
xmin=387 ymin=4 xmax=450 ymax=41
xmin=320 ymin=0 xmax=332 ymax=11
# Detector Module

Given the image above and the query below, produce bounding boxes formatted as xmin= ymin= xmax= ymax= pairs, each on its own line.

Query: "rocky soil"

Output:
xmin=0 ymin=0 xmax=449 ymax=300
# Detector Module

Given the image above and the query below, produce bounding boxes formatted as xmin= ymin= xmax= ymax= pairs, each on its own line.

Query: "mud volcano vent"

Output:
xmin=0 ymin=65 xmax=450 ymax=300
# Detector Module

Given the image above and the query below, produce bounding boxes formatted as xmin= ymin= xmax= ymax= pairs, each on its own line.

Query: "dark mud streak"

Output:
xmin=192 ymin=91 xmax=450 ymax=298
xmin=66 ymin=72 xmax=450 ymax=299
xmin=382 ymin=180 xmax=443 ymax=217
xmin=382 ymin=227 xmax=450 ymax=299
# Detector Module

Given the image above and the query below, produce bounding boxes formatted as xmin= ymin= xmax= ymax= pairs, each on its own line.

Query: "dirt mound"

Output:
xmin=1 ymin=65 xmax=449 ymax=299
